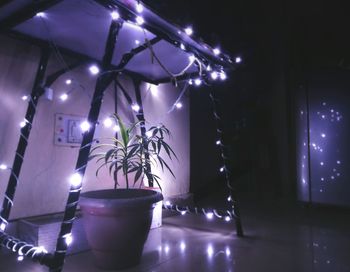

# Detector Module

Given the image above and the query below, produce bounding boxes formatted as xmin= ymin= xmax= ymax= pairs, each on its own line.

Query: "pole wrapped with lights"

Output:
xmin=209 ymin=92 xmax=243 ymax=236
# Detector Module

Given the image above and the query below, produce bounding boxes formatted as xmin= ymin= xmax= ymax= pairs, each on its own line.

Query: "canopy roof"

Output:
xmin=0 ymin=0 xmax=236 ymax=84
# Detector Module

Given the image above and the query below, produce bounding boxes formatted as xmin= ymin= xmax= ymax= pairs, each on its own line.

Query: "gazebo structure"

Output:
xmin=0 ymin=1 xmax=243 ymax=271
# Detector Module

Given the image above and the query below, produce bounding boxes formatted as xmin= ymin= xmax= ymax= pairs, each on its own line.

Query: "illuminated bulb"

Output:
xmin=165 ymin=201 xmax=171 ymax=206
xmin=111 ymin=11 xmax=120 ymax=20
xmin=17 ymin=256 xmax=24 ymax=262
xmin=206 ymin=212 xmax=214 ymax=220
xmin=213 ymin=48 xmax=221 ymax=55
xmin=149 ymin=84 xmax=158 ymax=96
xmin=113 ymin=125 xmax=120 ymax=132
xmin=19 ymin=121 xmax=26 ymax=128
xmin=321 ymin=177 xmax=324 ymax=181
xmin=320 ymin=162 xmax=324 ymax=166
xmin=235 ymin=57 xmax=242 ymax=63
xmin=220 ymin=167 xmax=225 ymax=172
xmin=136 ymin=3 xmax=143 ymax=13
xmin=175 ymin=102 xmax=182 ymax=109
xmin=65 ymin=234 xmax=73 ymax=246
xmin=194 ymin=78 xmax=202 ymax=86
xmin=220 ymin=71 xmax=227 ymax=80
xmin=321 ymin=133 xmax=326 ymax=138
xmin=216 ymin=140 xmax=221 ymax=145
xmin=188 ymin=79 xmax=193 ymax=85
xmin=65 ymin=79 xmax=72 ymax=85
xmin=337 ymin=160 xmax=341 ymax=164
xmin=80 ymin=121 xmax=91 ymax=132
xmin=164 ymin=245 xmax=170 ymax=254
xmin=89 ymin=65 xmax=100 ymax=75
xmin=211 ymin=71 xmax=219 ymax=80
xmin=181 ymin=211 xmax=186 ymax=215
xmin=180 ymin=43 xmax=186 ymax=50
xmin=136 ymin=16 xmax=144 ymax=25
xmin=184 ymin=27 xmax=193 ymax=36
xmin=21 ymin=95 xmax=28 ymax=101
xmin=331 ymin=176 xmax=334 ymax=180
xmin=188 ymin=55 xmax=196 ymax=62
xmin=0 ymin=223 xmax=6 ymax=231
xmin=36 ymin=12 xmax=45 ymax=18
xmin=70 ymin=173 xmax=82 ymax=187
xmin=225 ymin=216 xmax=231 ymax=222
xmin=103 ymin=118 xmax=113 ymax=128
xmin=135 ymin=39 xmax=140 ymax=45
xmin=207 ymin=245 xmax=214 ymax=257
xmin=60 ymin=93 xmax=68 ymax=101
xmin=206 ymin=65 xmax=212 ymax=71
xmin=0 ymin=164 xmax=7 ymax=170
xmin=302 ymin=178 xmax=306 ymax=184
xmin=227 ymin=196 xmax=232 ymax=201
xmin=131 ymin=103 xmax=140 ymax=112
xmin=146 ymin=131 xmax=153 ymax=138
xmin=180 ymin=241 xmax=186 ymax=251
xmin=225 ymin=247 xmax=231 ymax=257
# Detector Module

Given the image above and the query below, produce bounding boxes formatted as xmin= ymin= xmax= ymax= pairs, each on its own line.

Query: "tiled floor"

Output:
xmin=1 ymin=197 xmax=350 ymax=271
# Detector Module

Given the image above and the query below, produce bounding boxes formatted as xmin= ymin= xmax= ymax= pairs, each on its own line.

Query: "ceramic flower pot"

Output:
xmin=79 ymin=189 xmax=163 ymax=270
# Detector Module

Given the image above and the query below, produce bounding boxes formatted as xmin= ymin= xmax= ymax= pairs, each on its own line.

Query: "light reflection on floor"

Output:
xmin=1 ymin=199 xmax=350 ymax=272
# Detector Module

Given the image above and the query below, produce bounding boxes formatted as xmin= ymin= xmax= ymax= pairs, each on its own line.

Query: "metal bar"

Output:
xmin=133 ymin=79 xmax=154 ymax=187
xmin=50 ymin=19 xmax=123 ymax=272
xmin=209 ymin=91 xmax=244 ymax=237
xmin=0 ymin=0 xmax=63 ymax=30
xmin=0 ymin=47 xmax=50 ymax=229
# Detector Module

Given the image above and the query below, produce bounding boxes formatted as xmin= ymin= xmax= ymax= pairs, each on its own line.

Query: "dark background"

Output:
xmin=143 ymin=0 xmax=350 ymax=201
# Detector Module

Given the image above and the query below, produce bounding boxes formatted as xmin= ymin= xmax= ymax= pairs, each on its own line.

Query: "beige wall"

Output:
xmin=0 ymin=35 xmax=190 ymax=219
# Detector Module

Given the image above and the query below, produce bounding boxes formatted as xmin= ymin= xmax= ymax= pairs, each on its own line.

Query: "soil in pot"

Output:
xmin=79 ymin=189 xmax=163 ymax=270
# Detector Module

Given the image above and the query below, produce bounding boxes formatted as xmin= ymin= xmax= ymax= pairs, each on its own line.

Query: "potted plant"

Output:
xmin=79 ymin=114 xmax=176 ymax=270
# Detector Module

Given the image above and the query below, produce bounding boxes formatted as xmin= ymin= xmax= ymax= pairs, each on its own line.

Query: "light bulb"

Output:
xmin=206 ymin=65 xmax=212 ymax=71
xmin=235 ymin=57 xmax=242 ymax=63
xmin=103 ymin=118 xmax=113 ymax=128
xmin=113 ymin=125 xmax=120 ymax=132
xmin=149 ymin=84 xmax=158 ymax=96
xmin=188 ymin=55 xmax=196 ymax=62
xmin=65 ymin=234 xmax=73 ymax=246
xmin=80 ymin=121 xmax=91 ymax=132
xmin=181 ymin=211 xmax=186 ymax=215
xmin=146 ymin=131 xmax=153 ymax=138
xmin=180 ymin=241 xmax=186 ymax=251
xmin=70 ymin=173 xmax=82 ymax=187
xmin=224 ymin=216 xmax=231 ymax=222
xmin=21 ymin=95 xmax=28 ymax=101
xmin=216 ymin=140 xmax=221 ymax=145
xmin=213 ymin=48 xmax=221 ymax=55
xmin=184 ymin=27 xmax=193 ymax=36
xmin=220 ymin=71 xmax=227 ymax=80
xmin=180 ymin=43 xmax=186 ymax=50
xmin=136 ymin=3 xmax=143 ymax=13
xmin=36 ymin=12 xmax=45 ymax=18
xmin=207 ymin=245 xmax=214 ymax=257
xmin=60 ymin=93 xmax=68 ymax=101
xmin=136 ymin=16 xmax=144 ymax=25
xmin=0 ymin=164 xmax=8 ymax=170
xmin=220 ymin=167 xmax=225 ymax=172
xmin=131 ymin=104 xmax=140 ymax=112
xmin=165 ymin=201 xmax=171 ymax=206
xmin=19 ymin=121 xmax=26 ymax=128
xmin=194 ymin=78 xmax=202 ymax=86
xmin=175 ymin=102 xmax=182 ymax=109
xmin=17 ymin=256 xmax=24 ymax=262
xmin=227 ymin=196 xmax=232 ymax=201
xmin=89 ymin=65 xmax=100 ymax=75
xmin=225 ymin=247 xmax=231 ymax=257
xmin=111 ymin=11 xmax=120 ymax=20
xmin=211 ymin=71 xmax=219 ymax=80
xmin=65 ymin=79 xmax=72 ymax=85
xmin=206 ymin=212 xmax=214 ymax=220
xmin=0 ymin=223 xmax=6 ymax=231
xmin=321 ymin=133 xmax=326 ymax=138
xmin=188 ymin=79 xmax=193 ymax=85
xmin=135 ymin=39 xmax=140 ymax=45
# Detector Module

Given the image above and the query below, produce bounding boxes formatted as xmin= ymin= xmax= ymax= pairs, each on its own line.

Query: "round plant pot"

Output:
xmin=79 ymin=189 xmax=163 ymax=270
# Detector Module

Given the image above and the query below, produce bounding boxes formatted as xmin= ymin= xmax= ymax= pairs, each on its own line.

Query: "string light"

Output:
xmin=235 ymin=57 xmax=242 ymax=63
xmin=206 ymin=65 xmax=212 ymax=71
xmin=149 ymin=84 xmax=158 ymax=96
xmin=60 ymin=93 xmax=68 ymax=101
xmin=211 ymin=71 xmax=219 ymax=80
xmin=227 ymin=196 xmax=232 ymax=202
xmin=0 ymin=223 xmax=6 ymax=231
xmin=146 ymin=131 xmax=153 ymax=138
xmin=131 ymin=103 xmax=140 ymax=112
xmin=225 ymin=247 xmax=231 ymax=257
xmin=194 ymin=78 xmax=202 ymax=86
xmin=184 ymin=27 xmax=193 ymax=36
xmin=64 ymin=233 xmax=73 ymax=246
xmin=111 ymin=11 xmax=120 ymax=20
xmin=136 ymin=16 xmax=144 ymax=25
xmin=69 ymin=173 xmax=82 ymax=187
xmin=135 ymin=39 xmax=140 ymax=45
xmin=219 ymin=71 xmax=227 ymax=80
xmin=206 ymin=212 xmax=214 ymax=220
xmin=17 ymin=255 xmax=24 ymax=262
xmin=220 ymin=167 xmax=225 ymax=172
xmin=188 ymin=79 xmax=193 ymax=85
xmin=19 ymin=120 xmax=27 ymax=128
xmin=207 ymin=244 xmax=214 ymax=257
xmin=36 ymin=12 xmax=45 ymax=18
xmin=113 ymin=125 xmax=120 ymax=132
xmin=224 ymin=216 xmax=231 ymax=222
xmin=213 ymin=48 xmax=221 ymax=55
xmin=180 ymin=241 xmax=186 ymax=251
xmin=80 ymin=121 xmax=91 ymax=132
xmin=0 ymin=164 xmax=8 ymax=170
xmin=136 ymin=3 xmax=144 ymax=13
xmin=65 ymin=79 xmax=72 ymax=85
xmin=181 ymin=211 xmax=186 ymax=215
xmin=89 ymin=65 xmax=100 ymax=75
xmin=180 ymin=43 xmax=186 ymax=50
xmin=216 ymin=140 xmax=221 ymax=145
xmin=103 ymin=118 xmax=113 ymax=128
xmin=165 ymin=201 xmax=171 ymax=206
xmin=188 ymin=55 xmax=196 ymax=63
xmin=175 ymin=102 xmax=182 ymax=109
xmin=21 ymin=95 xmax=28 ymax=101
